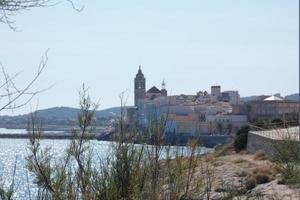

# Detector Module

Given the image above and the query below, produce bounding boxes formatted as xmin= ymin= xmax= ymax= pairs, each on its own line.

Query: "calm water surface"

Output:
xmin=0 ymin=128 xmax=64 ymax=134
xmin=0 ymin=137 xmax=210 ymax=199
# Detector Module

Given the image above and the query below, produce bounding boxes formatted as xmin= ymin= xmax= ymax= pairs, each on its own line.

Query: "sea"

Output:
xmin=0 ymin=128 xmax=211 ymax=199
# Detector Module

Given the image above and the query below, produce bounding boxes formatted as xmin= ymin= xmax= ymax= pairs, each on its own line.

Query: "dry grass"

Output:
xmin=237 ymin=170 xmax=248 ymax=177
xmin=239 ymin=150 xmax=249 ymax=155
xmin=214 ymin=142 xmax=235 ymax=157
xmin=243 ymin=165 xmax=275 ymax=191
xmin=246 ymin=165 xmax=277 ymax=186
xmin=234 ymin=158 xmax=248 ymax=164
xmin=253 ymin=166 xmax=276 ymax=177
xmin=180 ymin=145 xmax=300 ymax=199
xmin=213 ymin=161 xmax=224 ymax=167
xmin=253 ymin=150 xmax=266 ymax=161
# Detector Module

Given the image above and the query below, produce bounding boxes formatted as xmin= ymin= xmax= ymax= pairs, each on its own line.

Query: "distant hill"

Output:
xmin=240 ymin=96 xmax=260 ymax=102
xmin=285 ymin=93 xmax=299 ymax=102
xmin=0 ymin=106 xmax=124 ymax=128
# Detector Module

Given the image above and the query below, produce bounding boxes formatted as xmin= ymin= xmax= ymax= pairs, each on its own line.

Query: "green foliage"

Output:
xmin=164 ymin=147 xmax=186 ymax=199
xmin=233 ymin=126 xmax=250 ymax=152
xmin=214 ymin=144 xmax=223 ymax=152
xmin=273 ymin=137 xmax=300 ymax=186
xmin=106 ymin=139 xmax=148 ymax=199
xmin=271 ymin=118 xmax=284 ymax=127
xmin=252 ymin=118 xmax=270 ymax=129
xmin=0 ymin=188 xmax=14 ymax=200
xmin=23 ymin=86 xmax=207 ymax=200
xmin=26 ymin=85 xmax=100 ymax=199
xmin=251 ymin=114 xmax=299 ymax=130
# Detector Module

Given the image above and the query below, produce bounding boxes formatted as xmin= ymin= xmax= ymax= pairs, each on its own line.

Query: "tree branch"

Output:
xmin=0 ymin=49 xmax=50 ymax=112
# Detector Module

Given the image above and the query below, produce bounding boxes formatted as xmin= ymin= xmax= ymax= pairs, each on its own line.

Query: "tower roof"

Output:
xmin=137 ymin=65 xmax=143 ymax=74
xmin=147 ymin=86 xmax=161 ymax=94
xmin=135 ymin=65 xmax=145 ymax=78
xmin=161 ymin=80 xmax=166 ymax=90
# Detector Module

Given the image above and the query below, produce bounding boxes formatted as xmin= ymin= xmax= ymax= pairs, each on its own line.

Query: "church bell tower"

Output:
xmin=134 ymin=65 xmax=146 ymax=106
xmin=161 ymin=80 xmax=167 ymax=96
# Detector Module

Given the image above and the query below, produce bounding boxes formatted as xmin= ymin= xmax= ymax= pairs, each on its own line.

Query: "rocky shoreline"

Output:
xmin=182 ymin=146 xmax=300 ymax=200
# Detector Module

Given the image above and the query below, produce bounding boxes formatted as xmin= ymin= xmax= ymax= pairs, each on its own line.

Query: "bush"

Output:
xmin=245 ymin=171 xmax=272 ymax=190
xmin=25 ymin=87 xmax=208 ymax=200
xmin=233 ymin=126 xmax=250 ymax=152
xmin=234 ymin=158 xmax=247 ymax=164
xmin=252 ymin=166 xmax=274 ymax=176
xmin=271 ymin=118 xmax=284 ymax=128
xmin=273 ymin=137 xmax=300 ymax=186
xmin=214 ymin=144 xmax=224 ymax=152
xmin=245 ymin=177 xmax=257 ymax=190
xmin=255 ymin=174 xmax=271 ymax=184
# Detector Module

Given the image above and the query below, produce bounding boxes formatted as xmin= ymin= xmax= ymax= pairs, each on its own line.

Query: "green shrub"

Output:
xmin=245 ymin=177 xmax=257 ymax=190
xmin=233 ymin=126 xmax=250 ymax=152
xmin=214 ymin=144 xmax=224 ymax=152
xmin=273 ymin=137 xmax=300 ymax=186
xmin=255 ymin=174 xmax=271 ymax=184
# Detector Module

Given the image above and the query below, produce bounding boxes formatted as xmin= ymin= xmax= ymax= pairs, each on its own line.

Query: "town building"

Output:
xmin=129 ymin=67 xmax=247 ymax=136
xmin=211 ymin=85 xmax=221 ymax=102
xmin=232 ymin=94 xmax=299 ymax=121
xmin=247 ymin=96 xmax=299 ymax=120
xmin=220 ymin=90 xmax=240 ymax=105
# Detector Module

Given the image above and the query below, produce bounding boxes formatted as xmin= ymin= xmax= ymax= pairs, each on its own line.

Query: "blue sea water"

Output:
xmin=0 ymin=137 xmax=210 ymax=199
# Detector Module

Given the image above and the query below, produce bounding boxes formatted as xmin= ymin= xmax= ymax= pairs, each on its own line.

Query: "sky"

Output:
xmin=0 ymin=0 xmax=299 ymax=115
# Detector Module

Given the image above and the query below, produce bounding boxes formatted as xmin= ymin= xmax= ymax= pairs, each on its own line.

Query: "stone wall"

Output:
xmin=247 ymin=132 xmax=276 ymax=156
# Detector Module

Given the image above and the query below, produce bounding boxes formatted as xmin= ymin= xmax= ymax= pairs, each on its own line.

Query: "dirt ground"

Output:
xmin=189 ymin=149 xmax=300 ymax=200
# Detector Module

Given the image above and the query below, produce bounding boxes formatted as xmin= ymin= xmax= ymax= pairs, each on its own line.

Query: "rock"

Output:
xmin=250 ymin=180 xmax=300 ymax=200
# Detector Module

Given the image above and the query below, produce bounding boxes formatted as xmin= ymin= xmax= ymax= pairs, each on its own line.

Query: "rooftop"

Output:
xmin=264 ymin=95 xmax=284 ymax=101
xmin=147 ymin=86 xmax=161 ymax=94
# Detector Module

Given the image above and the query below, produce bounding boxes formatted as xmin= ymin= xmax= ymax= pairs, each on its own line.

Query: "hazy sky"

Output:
xmin=1 ymin=0 xmax=299 ymax=115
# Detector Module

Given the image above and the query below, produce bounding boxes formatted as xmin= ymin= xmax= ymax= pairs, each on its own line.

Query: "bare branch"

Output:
xmin=0 ymin=0 xmax=84 ymax=30
xmin=66 ymin=0 xmax=84 ymax=12
xmin=0 ymin=49 xmax=51 ymax=112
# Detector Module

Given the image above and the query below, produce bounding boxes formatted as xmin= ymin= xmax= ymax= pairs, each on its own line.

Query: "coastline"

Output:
xmin=0 ymin=132 xmax=230 ymax=148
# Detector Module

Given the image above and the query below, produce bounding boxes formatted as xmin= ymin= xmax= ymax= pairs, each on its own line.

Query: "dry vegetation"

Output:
xmin=183 ymin=143 xmax=300 ymax=200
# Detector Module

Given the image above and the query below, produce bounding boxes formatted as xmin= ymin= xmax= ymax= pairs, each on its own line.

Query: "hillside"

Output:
xmin=240 ymin=96 xmax=260 ymax=102
xmin=0 ymin=106 xmax=123 ymax=128
xmin=285 ymin=93 xmax=299 ymax=101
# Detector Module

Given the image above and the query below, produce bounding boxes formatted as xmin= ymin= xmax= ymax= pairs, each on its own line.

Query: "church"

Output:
xmin=134 ymin=66 xmax=167 ymax=106
xmin=129 ymin=66 xmax=247 ymax=139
